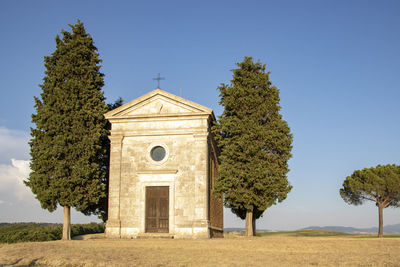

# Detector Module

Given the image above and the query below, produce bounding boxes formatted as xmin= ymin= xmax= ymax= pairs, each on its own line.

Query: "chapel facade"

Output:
xmin=105 ymin=89 xmax=223 ymax=238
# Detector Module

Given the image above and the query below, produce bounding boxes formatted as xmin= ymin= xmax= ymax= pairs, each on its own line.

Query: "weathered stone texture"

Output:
xmin=105 ymin=89 xmax=223 ymax=239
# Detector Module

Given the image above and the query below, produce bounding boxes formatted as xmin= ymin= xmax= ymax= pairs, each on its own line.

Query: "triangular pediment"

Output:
xmin=105 ymin=89 xmax=213 ymax=119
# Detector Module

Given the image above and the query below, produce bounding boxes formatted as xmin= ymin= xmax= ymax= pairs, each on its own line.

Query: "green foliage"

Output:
xmin=340 ymin=164 xmax=400 ymax=237
xmin=25 ymin=20 xmax=109 ymax=215
xmin=340 ymin=164 xmax=400 ymax=207
xmin=0 ymin=223 xmax=104 ymax=244
xmin=94 ymin=97 xmax=124 ymax=222
xmin=107 ymin=97 xmax=124 ymax=111
xmin=228 ymin=205 xmax=264 ymax=220
xmin=71 ymin=222 xmax=104 ymax=236
xmin=212 ymin=57 xmax=293 ymax=218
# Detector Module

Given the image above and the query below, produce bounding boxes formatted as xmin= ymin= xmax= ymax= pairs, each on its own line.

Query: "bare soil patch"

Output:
xmin=1 ymin=234 xmax=399 ymax=266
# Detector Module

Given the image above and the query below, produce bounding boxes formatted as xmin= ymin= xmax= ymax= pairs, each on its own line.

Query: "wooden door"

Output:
xmin=145 ymin=186 xmax=169 ymax=233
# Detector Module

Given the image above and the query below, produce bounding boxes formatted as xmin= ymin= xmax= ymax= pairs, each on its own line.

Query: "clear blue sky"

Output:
xmin=0 ymin=0 xmax=399 ymax=230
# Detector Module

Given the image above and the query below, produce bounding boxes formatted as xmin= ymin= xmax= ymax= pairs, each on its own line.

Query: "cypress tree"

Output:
xmin=25 ymin=21 xmax=108 ymax=240
xmin=213 ymin=57 xmax=293 ymax=236
xmin=87 ymin=97 xmax=123 ymax=222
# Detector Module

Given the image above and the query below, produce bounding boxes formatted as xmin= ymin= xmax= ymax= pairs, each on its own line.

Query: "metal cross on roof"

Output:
xmin=153 ymin=73 xmax=165 ymax=89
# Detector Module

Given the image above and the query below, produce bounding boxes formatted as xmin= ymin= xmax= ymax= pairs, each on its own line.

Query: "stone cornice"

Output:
xmin=137 ymin=169 xmax=178 ymax=174
xmin=105 ymin=89 xmax=213 ymax=119
xmin=110 ymin=129 xmax=208 ymax=137
xmin=107 ymin=112 xmax=211 ymax=122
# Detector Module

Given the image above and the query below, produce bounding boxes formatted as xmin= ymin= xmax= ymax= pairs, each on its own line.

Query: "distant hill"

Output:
xmin=224 ymin=228 xmax=246 ymax=233
xmin=225 ymin=223 xmax=400 ymax=234
xmin=301 ymin=224 xmax=400 ymax=234
xmin=0 ymin=222 xmax=61 ymax=226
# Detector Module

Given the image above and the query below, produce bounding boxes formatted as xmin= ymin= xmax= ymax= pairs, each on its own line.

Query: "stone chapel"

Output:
xmin=104 ymin=89 xmax=223 ymax=238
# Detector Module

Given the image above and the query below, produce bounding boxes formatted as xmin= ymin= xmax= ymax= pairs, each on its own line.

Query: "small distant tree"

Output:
xmin=213 ymin=57 xmax=293 ymax=236
xmin=25 ymin=21 xmax=108 ymax=240
xmin=340 ymin=164 xmax=400 ymax=238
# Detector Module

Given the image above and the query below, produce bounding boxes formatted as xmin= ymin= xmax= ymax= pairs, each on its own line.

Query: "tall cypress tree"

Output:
xmin=87 ymin=97 xmax=123 ymax=222
xmin=25 ymin=21 xmax=108 ymax=240
xmin=213 ymin=57 xmax=293 ymax=236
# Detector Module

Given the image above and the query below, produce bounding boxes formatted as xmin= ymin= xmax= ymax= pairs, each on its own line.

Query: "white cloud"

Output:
xmin=0 ymin=127 xmax=30 ymax=164
xmin=0 ymin=159 xmax=34 ymax=202
xmin=0 ymin=127 xmax=100 ymax=223
xmin=0 ymin=159 xmax=100 ymax=224
xmin=0 ymin=127 xmax=34 ymax=203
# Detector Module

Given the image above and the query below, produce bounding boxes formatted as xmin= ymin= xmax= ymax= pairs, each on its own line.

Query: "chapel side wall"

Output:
xmin=208 ymin=138 xmax=224 ymax=238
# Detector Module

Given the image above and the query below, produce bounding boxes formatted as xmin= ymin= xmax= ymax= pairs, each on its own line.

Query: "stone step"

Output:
xmin=136 ymin=233 xmax=174 ymax=239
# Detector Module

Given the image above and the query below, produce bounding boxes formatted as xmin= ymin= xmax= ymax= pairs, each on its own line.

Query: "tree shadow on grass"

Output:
xmin=0 ymin=257 xmax=42 ymax=267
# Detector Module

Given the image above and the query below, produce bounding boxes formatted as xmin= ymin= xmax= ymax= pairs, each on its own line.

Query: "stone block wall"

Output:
xmin=105 ymin=90 xmax=223 ymax=239
xmin=106 ymin=116 xmax=213 ymax=238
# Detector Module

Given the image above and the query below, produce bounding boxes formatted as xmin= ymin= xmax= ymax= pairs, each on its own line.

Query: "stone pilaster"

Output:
xmin=106 ymin=135 xmax=124 ymax=237
xmin=193 ymin=133 xmax=210 ymax=237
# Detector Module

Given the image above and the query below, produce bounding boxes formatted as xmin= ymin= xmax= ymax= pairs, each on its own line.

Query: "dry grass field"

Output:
xmin=1 ymin=231 xmax=400 ymax=266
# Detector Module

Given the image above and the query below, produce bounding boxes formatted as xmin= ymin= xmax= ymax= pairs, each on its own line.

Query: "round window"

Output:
xmin=150 ymin=146 xmax=166 ymax=161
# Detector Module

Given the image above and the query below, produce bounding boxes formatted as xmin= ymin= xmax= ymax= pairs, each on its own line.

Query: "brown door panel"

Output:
xmin=145 ymin=186 xmax=169 ymax=233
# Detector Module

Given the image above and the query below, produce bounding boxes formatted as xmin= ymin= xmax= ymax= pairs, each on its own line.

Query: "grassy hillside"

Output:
xmin=255 ymin=230 xmax=400 ymax=238
xmin=0 ymin=223 xmax=104 ymax=244
xmin=1 ymin=232 xmax=400 ymax=266
xmin=257 ymin=229 xmax=349 ymax=237
xmin=301 ymin=224 xmax=400 ymax=234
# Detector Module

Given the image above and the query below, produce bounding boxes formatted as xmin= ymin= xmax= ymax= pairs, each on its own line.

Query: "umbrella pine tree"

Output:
xmin=340 ymin=164 xmax=400 ymax=238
